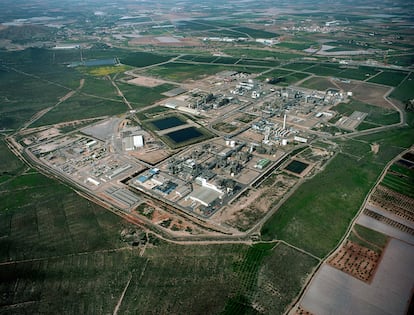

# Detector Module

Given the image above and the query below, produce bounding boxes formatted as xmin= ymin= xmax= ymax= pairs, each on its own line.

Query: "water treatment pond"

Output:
xmin=285 ymin=160 xmax=309 ymax=175
xmin=165 ymin=127 xmax=203 ymax=144
xmin=151 ymin=116 xmax=186 ymax=130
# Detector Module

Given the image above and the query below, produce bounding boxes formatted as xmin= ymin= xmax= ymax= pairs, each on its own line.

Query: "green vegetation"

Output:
xmin=257 ymin=69 xmax=293 ymax=80
xmin=117 ymin=82 xmax=174 ymax=108
xmin=0 ymin=138 xmax=25 ymax=183
xmin=254 ymin=243 xmax=318 ymax=314
xmin=223 ymin=48 xmax=303 ymax=60
xmin=143 ymin=62 xmax=261 ymax=82
xmin=333 ymin=99 xmax=400 ymax=126
xmin=390 ymin=72 xmax=414 ymax=102
xmin=261 ymin=147 xmax=400 ymax=257
xmin=33 ymin=94 xmax=126 ymax=126
xmin=368 ymin=70 xmax=409 ymax=86
xmin=277 ymin=41 xmax=315 ymax=51
xmin=382 ymin=172 xmax=414 ymax=198
xmin=348 ymin=224 xmax=389 ymax=253
xmin=213 ymin=121 xmax=238 ymax=133
xmin=337 ymin=66 xmax=381 ymax=81
xmin=283 ymin=62 xmax=316 ymax=71
xmin=306 ymin=64 xmax=341 ymax=77
xmin=300 ymin=76 xmax=338 ymax=91
xmin=232 ymin=27 xmax=278 ymax=39
xmin=121 ymin=51 xmax=175 ymax=68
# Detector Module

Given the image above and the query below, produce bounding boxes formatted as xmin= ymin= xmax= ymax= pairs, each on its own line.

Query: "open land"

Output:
xmin=1 ymin=0 xmax=413 ymax=314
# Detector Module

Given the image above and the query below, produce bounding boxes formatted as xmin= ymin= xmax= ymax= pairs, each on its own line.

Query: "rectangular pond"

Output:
xmin=151 ymin=116 xmax=186 ymax=130
xmin=285 ymin=160 xmax=309 ymax=175
xmin=165 ymin=127 xmax=203 ymax=144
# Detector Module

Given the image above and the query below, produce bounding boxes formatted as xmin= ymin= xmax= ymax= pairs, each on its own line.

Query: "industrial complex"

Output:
xmin=19 ymin=68 xmax=355 ymax=236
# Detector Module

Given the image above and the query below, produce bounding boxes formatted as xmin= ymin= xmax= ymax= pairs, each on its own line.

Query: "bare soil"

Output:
xmin=335 ymin=81 xmax=392 ymax=108
xmin=127 ymin=76 xmax=165 ymax=87
xmin=327 ymin=240 xmax=380 ymax=283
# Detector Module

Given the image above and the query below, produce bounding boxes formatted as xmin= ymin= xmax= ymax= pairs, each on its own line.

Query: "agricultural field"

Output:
xmin=260 ymin=124 xmax=413 ymax=258
xmin=32 ymin=94 xmax=126 ymax=127
xmin=142 ymin=62 xmax=261 ymax=82
xmin=367 ymin=70 xmax=409 ymax=87
xmin=382 ymin=169 xmax=414 ymax=198
xmin=0 ymin=138 xmax=25 ymax=184
xmin=0 ymin=65 xmax=76 ymax=129
xmin=299 ymin=76 xmax=338 ymax=91
xmin=336 ymin=66 xmax=381 ymax=81
xmin=121 ymin=52 xmax=176 ymax=68
xmin=305 ymin=64 xmax=341 ymax=77
xmin=282 ymin=62 xmax=316 ymax=71
xmin=223 ymin=48 xmax=303 ymax=61
xmin=333 ymin=99 xmax=400 ymax=128
xmin=253 ymin=243 xmax=318 ymax=315
xmin=117 ymin=82 xmax=174 ymax=108
xmin=390 ymin=72 xmax=414 ymax=102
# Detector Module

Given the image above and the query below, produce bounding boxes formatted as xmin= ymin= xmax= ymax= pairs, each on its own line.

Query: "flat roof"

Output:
xmin=188 ymin=186 xmax=222 ymax=206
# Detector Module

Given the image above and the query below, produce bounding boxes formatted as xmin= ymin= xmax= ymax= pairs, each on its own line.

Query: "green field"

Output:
xmin=33 ymin=94 xmax=126 ymax=126
xmin=333 ymin=99 xmax=400 ymax=126
xmin=382 ymin=165 xmax=414 ymax=197
xmin=348 ymin=224 xmax=389 ymax=253
xmin=117 ymin=82 xmax=174 ymax=108
xmin=0 ymin=66 xmax=75 ymax=129
xmin=223 ymin=48 xmax=303 ymax=60
xmin=282 ymin=62 xmax=316 ymax=71
xmin=300 ymin=76 xmax=338 ymax=90
xmin=121 ymin=51 xmax=175 ymax=68
xmin=261 ymin=153 xmax=383 ymax=257
xmin=253 ymin=243 xmax=318 ymax=314
xmin=367 ymin=70 xmax=409 ymax=86
xmin=257 ymin=69 xmax=293 ymax=80
xmin=390 ymin=72 xmax=414 ymax=102
xmin=143 ymin=62 xmax=261 ymax=82
xmin=232 ymin=27 xmax=278 ymax=39
xmin=337 ymin=66 xmax=381 ymax=81
xmin=306 ymin=64 xmax=341 ymax=77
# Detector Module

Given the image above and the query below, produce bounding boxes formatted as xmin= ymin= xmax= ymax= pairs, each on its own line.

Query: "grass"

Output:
xmin=283 ymin=62 xmax=316 ymax=71
xmin=261 ymin=152 xmax=391 ymax=258
xmin=119 ymin=243 xmax=247 ymax=315
xmin=306 ymin=64 xmax=341 ymax=77
xmin=223 ymin=48 xmax=303 ymax=60
xmin=121 ymin=51 xmax=175 ymax=68
xmin=348 ymin=224 xmax=389 ymax=253
xmin=0 ymin=174 xmax=127 ymax=261
xmin=232 ymin=27 xmax=278 ymax=39
xmin=117 ymin=82 xmax=174 ymax=108
xmin=79 ymin=64 xmax=132 ymax=77
xmin=0 ymin=137 xmax=25 ymax=182
xmin=337 ymin=66 xmax=381 ymax=81
xmin=382 ymin=173 xmax=414 ymax=198
xmin=333 ymin=99 xmax=400 ymax=126
xmin=213 ymin=122 xmax=238 ymax=133
xmin=143 ymin=62 xmax=260 ymax=82
xmin=390 ymin=72 xmax=414 ymax=102
xmin=254 ymin=243 xmax=318 ymax=314
xmin=0 ymin=66 xmax=73 ymax=129
xmin=367 ymin=70 xmax=409 ymax=87
xmin=300 ymin=76 xmax=338 ymax=91
xmin=32 ymin=94 xmax=126 ymax=126
xmin=257 ymin=69 xmax=294 ymax=81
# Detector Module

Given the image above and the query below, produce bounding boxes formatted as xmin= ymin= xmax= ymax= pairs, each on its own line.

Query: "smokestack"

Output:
xmin=283 ymin=113 xmax=287 ymax=130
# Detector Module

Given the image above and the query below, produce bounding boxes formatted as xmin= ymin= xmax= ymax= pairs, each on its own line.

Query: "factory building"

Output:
xmin=123 ymin=134 xmax=144 ymax=151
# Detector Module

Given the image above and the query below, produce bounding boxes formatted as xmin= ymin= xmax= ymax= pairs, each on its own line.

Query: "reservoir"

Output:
xmin=285 ymin=160 xmax=309 ymax=175
xmin=165 ymin=127 xmax=203 ymax=144
xmin=152 ymin=116 xmax=186 ymax=130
